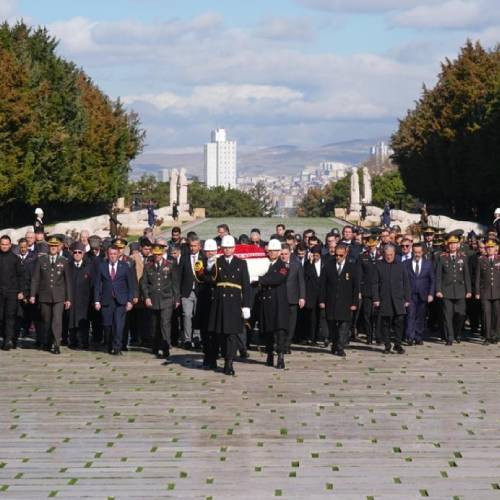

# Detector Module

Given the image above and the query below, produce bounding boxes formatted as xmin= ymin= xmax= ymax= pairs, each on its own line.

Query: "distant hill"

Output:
xmin=131 ymin=137 xmax=389 ymax=180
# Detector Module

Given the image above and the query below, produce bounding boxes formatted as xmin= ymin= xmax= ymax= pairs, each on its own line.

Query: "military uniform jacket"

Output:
xmin=475 ymin=255 xmax=500 ymax=300
xmin=208 ymin=256 xmax=251 ymax=334
xmin=435 ymin=252 xmax=471 ymax=299
xmin=259 ymin=259 xmax=289 ymax=333
xmin=31 ymin=255 xmax=72 ymax=303
xmin=67 ymin=261 xmax=93 ymax=327
xmin=319 ymin=259 xmax=360 ymax=322
xmin=359 ymin=249 xmax=382 ymax=298
xmin=140 ymin=259 xmax=180 ymax=310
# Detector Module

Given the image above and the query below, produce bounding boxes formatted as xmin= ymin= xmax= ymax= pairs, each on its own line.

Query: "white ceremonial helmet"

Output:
xmin=494 ymin=208 xmax=500 ymax=216
xmin=35 ymin=207 xmax=44 ymax=216
xmin=221 ymin=235 xmax=236 ymax=248
xmin=203 ymin=238 xmax=217 ymax=251
xmin=268 ymin=239 xmax=282 ymax=251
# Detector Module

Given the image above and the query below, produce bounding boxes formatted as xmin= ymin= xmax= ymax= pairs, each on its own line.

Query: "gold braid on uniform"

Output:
xmin=193 ymin=260 xmax=205 ymax=283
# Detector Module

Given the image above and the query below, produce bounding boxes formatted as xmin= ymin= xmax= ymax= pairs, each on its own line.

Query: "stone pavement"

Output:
xmin=1 ymin=340 xmax=500 ymax=499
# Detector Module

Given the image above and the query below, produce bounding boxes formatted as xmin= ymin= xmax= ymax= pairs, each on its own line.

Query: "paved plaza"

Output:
xmin=1 ymin=338 xmax=500 ymax=499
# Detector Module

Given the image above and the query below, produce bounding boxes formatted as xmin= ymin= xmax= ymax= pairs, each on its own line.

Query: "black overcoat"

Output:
xmin=259 ymin=259 xmax=289 ymax=332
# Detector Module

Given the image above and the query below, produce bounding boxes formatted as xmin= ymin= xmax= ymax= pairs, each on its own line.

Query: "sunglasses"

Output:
xmin=73 ymin=250 xmax=83 ymax=254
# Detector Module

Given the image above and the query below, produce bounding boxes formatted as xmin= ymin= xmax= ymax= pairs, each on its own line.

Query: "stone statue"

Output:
xmin=179 ymin=168 xmax=188 ymax=206
xmin=170 ymin=169 xmax=179 ymax=206
xmin=350 ymin=168 xmax=360 ymax=211
xmin=362 ymin=166 xmax=372 ymax=204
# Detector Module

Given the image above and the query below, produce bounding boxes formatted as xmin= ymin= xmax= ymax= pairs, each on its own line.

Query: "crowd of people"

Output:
xmin=0 ymin=211 xmax=499 ymax=376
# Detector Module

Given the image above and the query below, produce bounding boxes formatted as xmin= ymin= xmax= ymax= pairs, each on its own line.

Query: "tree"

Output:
xmin=391 ymin=40 xmax=500 ymax=220
xmin=297 ymin=175 xmax=350 ymax=217
xmin=0 ymin=21 xmax=144 ymax=226
xmin=249 ymin=181 xmax=276 ymax=217
xmin=372 ymin=170 xmax=416 ymax=212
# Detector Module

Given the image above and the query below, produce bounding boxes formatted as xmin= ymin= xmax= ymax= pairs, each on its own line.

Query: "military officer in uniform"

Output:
xmin=30 ymin=235 xmax=72 ymax=354
xmin=422 ymin=227 xmax=435 ymax=260
xmin=140 ymin=243 xmax=180 ymax=359
xmin=258 ymin=239 xmax=289 ymax=369
xmin=435 ymin=233 xmax=472 ymax=345
xmin=475 ymin=238 xmax=500 ymax=344
xmin=207 ymin=235 xmax=251 ymax=376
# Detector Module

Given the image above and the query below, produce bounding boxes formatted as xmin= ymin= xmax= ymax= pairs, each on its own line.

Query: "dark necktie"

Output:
xmin=490 ymin=257 xmax=494 ymax=267
xmin=415 ymin=260 xmax=420 ymax=276
xmin=111 ymin=264 xmax=116 ymax=281
xmin=337 ymin=263 xmax=342 ymax=276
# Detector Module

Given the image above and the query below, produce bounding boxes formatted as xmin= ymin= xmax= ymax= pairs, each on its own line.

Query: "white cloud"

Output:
xmin=254 ymin=16 xmax=315 ymax=42
xmin=0 ymin=0 xmax=18 ymax=20
xmin=392 ymin=0 xmax=500 ymax=29
xmin=296 ymin=0 xmax=437 ymax=13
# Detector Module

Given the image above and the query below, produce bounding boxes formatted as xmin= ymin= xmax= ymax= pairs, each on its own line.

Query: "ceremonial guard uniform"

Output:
xmin=474 ymin=239 xmax=500 ymax=344
xmin=207 ymin=236 xmax=251 ymax=375
xmin=435 ymin=234 xmax=471 ymax=344
xmin=30 ymin=236 xmax=72 ymax=353
xmin=140 ymin=244 xmax=180 ymax=359
xmin=258 ymin=239 xmax=289 ymax=369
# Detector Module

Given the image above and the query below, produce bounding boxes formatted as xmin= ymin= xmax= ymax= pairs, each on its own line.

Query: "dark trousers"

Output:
xmin=441 ymin=298 xmax=466 ymax=342
xmin=40 ymin=302 xmax=64 ymax=348
xmin=89 ymin=307 xmax=103 ymax=344
xmin=221 ymin=333 xmax=238 ymax=363
xmin=406 ymin=296 xmax=427 ymax=341
xmin=361 ymin=296 xmax=380 ymax=341
xmin=481 ymin=299 xmax=500 ymax=341
xmin=307 ymin=304 xmax=327 ymax=342
xmin=202 ymin=330 xmax=219 ymax=362
xmin=101 ymin=299 xmax=126 ymax=352
xmin=328 ymin=320 xmax=351 ymax=352
xmin=467 ymin=297 xmax=481 ymax=333
xmin=381 ymin=314 xmax=405 ymax=349
xmin=150 ymin=306 xmax=173 ymax=352
xmin=265 ymin=329 xmax=287 ymax=355
xmin=69 ymin=320 xmax=90 ymax=348
xmin=171 ymin=305 xmax=182 ymax=346
xmin=0 ymin=293 xmax=18 ymax=345
xmin=286 ymin=304 xmax=298 ymax=349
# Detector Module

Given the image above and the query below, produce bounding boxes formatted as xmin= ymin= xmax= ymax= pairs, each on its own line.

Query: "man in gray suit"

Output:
xmin=280 ymin=244 xmax=305 ymax=352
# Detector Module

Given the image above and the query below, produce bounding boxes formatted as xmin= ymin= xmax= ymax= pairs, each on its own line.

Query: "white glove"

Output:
xmin=242 ymin=307 xmax=251 ymax=320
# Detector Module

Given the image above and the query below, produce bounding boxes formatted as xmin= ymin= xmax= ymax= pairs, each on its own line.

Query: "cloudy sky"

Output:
xmin=1 ymin=0 xmax=499 ymax=153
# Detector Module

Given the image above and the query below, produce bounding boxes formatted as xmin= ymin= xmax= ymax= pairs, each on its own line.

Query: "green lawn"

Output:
xmin=190 ymin=217 xmax=343 ymax=241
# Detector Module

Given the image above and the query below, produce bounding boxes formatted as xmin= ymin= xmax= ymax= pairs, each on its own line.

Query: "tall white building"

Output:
xmin=204 ymin=128 xmax=237 ymax=188
xmin=370 ymin=141 xmax=393 ymax=163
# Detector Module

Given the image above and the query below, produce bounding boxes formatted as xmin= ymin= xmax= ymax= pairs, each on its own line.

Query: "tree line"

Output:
xmin=0 ymin=22 xmax=144 ymax=227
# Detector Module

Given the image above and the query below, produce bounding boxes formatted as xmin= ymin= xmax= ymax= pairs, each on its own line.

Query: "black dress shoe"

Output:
xmin=366 ymin=337 xmax=373 ymax=345
xmin=223 ymin=362 xmax=235 ymax=376
xmin=239 ymin=350 xmax=249 ymax=359
xmin=455 ymin=337 xmax=461 ymax=344
xmin=110 ymin=349 xmax=122 ymax=355
xmin=122 ymin=346 xmax=129 ymax=352
xmin=53 ymin=346 xmax=61 ymax=355
xmin=394 ymin=346 xmax=405 ymax=354
xmin=382 ymin=347 xmax=392 ymax=354
xmin=336 ymin=349 xmax=346 ymax=357
xmin=445 ymin=340 xmax=452 ymax=346
xmin=483 ymin=339 xmax=490 ymax=345
xmin=407 ymin=339 xmax=414 ymax=346
xmin=183 ymin=341 xmax=193 ymax=350
xmin=1 ymin=341 xmax=13 ymax=351
xmin=209 ymin=361 xmax=218 ymax=371
xmin=266 ymin=353 xmax=274 ymax=366
xmin=276 ymin=354 xmax=285 ymax=369
xmin=415 ymin=340 xmax=423 ymax=345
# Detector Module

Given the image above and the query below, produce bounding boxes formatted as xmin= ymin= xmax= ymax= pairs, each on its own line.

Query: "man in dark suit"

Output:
xmin=280 ymin=244 xmax=305 ymax=353
xmin=340 ymin=225 xmax=362 ymax=262
xmin=475 ymin=238 xmax=500 ymax=344
xmin=0 ymin=235 xmax=25 ymax=350
xmin=319 ymin=244 xmax=359 ymax=357
xmin=259 ymin=239 xmax=290 ymax=369
xmin=404 ymin=243 xmax=435 ymax=345
xmin=30 ymin=235 xmax=72 ymax=354
xmin=304 ymin=245 xmax=327 ymax=345
xmin=179 ymin=235 xmax=207 ymax=349
xmin=435 ymin=234 xmax=472 ymax=345
xmin=358 ymin=236 xmax=383 ymax=344
xmin=373 ymin=244 xmax=410 ymax=354
xmin=67 ymin=242 xmax=93 ymax=349
xmin=94 ymin=245 xmax=134 ymax=355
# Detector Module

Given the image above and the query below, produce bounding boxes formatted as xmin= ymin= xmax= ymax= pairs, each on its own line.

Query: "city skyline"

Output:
xmin=1 ymin=0 xmax=498 ymax=155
